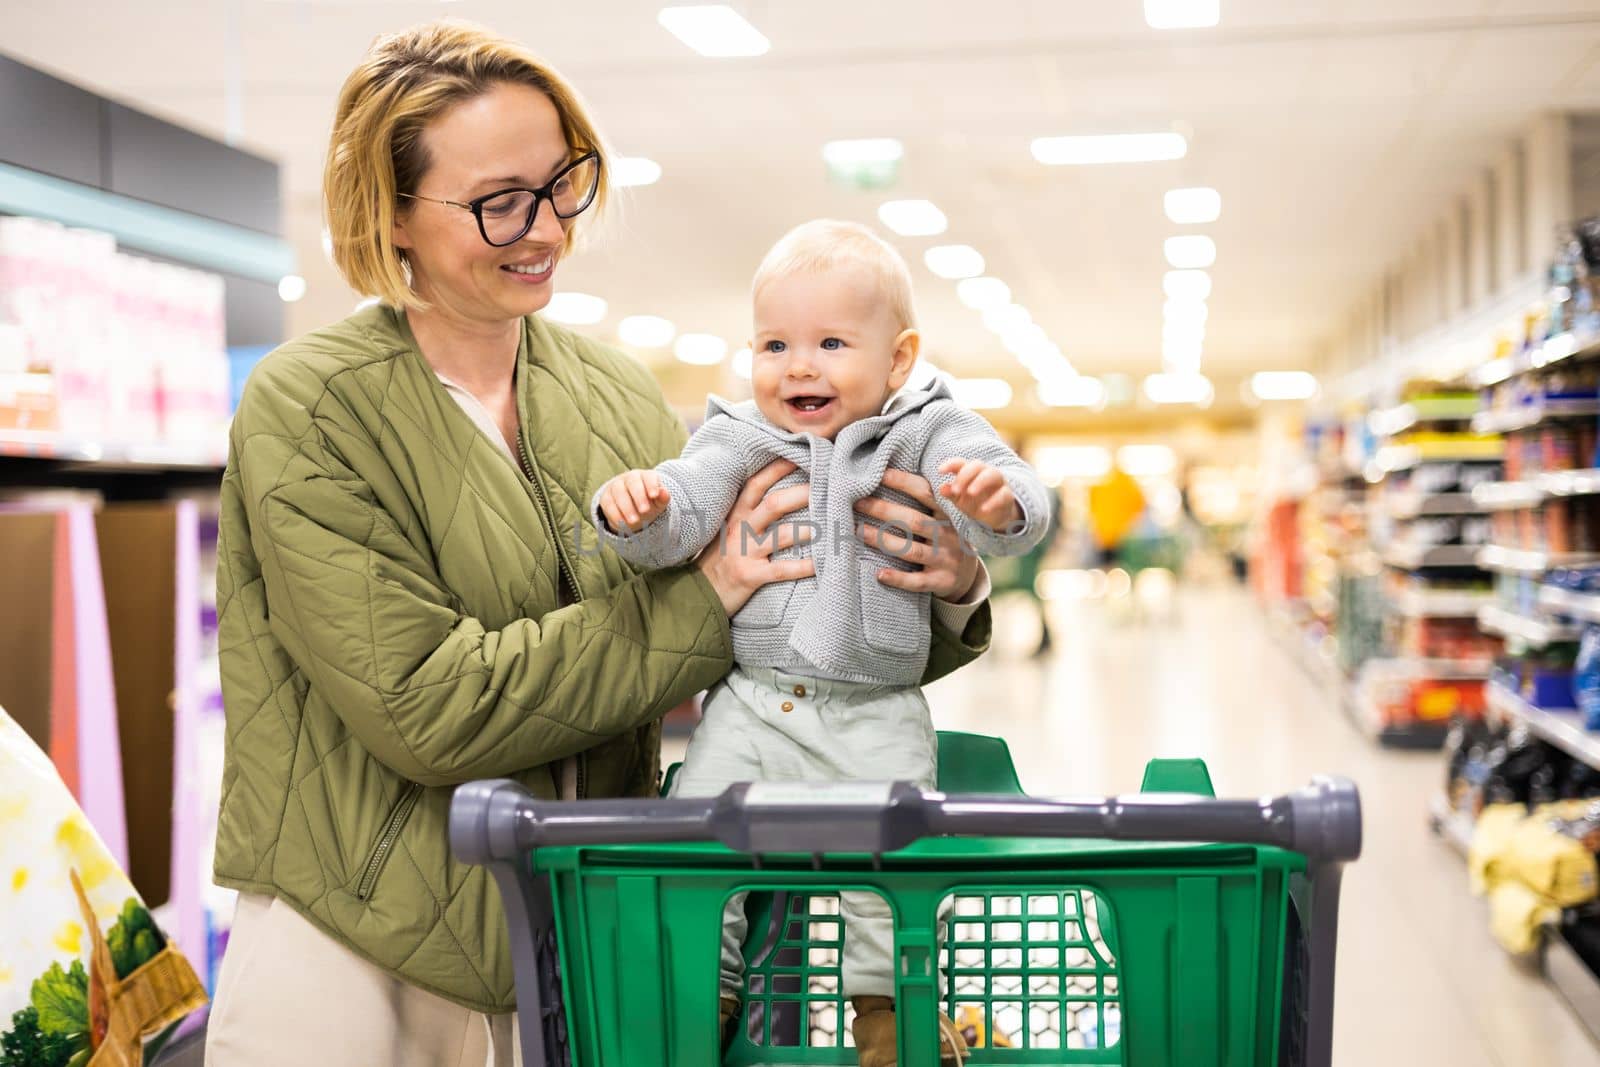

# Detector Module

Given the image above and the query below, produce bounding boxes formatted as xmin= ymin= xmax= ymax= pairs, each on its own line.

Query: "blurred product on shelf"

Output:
xmin=1469 ymin=799 xmax=1600 ymax=955
xmin=0 ymin=216 xmax=231 ymax=456
xmin=1495 ymin=643 xmax=1580 ymax=715
xmin=1399 ymin=616 xmax=1501 ymax=663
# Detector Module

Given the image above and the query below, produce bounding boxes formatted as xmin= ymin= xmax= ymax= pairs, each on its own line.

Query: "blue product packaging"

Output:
xmin=1577 ymin=626 xmax=1600 ymax=729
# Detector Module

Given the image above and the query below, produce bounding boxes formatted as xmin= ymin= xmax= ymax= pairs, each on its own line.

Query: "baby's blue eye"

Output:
xmin=764 ymin=340 xmax=786 ymax=353
xmin=821 ymin=337 xmax=844 ymax=351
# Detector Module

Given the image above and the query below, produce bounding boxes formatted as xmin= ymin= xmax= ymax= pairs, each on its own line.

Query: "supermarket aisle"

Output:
xmin=921 ymin=581 xmax=1600 ymax=1067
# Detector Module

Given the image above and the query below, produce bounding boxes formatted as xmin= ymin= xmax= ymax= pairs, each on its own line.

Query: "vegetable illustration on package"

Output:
xmin=0 ymin=708 xmax=207 ymax=1066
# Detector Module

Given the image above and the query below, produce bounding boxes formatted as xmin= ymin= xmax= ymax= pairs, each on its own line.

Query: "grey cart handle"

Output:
xmin=452 ymin=775 xmax=1361 ymax=865
xmin=451 ymin=777 xmax=1360 ymax=1067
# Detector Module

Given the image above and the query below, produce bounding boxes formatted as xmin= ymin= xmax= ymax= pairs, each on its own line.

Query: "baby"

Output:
xmin=592 ymin=219 xmax=1049 ymax=1066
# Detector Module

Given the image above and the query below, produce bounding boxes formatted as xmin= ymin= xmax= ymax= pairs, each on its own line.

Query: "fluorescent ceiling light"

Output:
xmin=1117 ymin=444 xmax=1178 ymax=477
xmin=878 ymin=199 xmax=947 ymax=236
xmin=1001 ymin=323 xmax=1048 ymax=355
xmin=1163 ymin=269 xmax=1212 ymax=301
xmin=1037 ymin=377 xmax=1107 ymax=409
xmin=958 ymin=276 xmax=1011 ymax=310
xmin=1145 ymin=0 xmax=1220 ymax=29
xmin=619 ymin=315 xmax=675 ymax=348
xmin=1162 ymin=321 xmax=1206 ymax=347
xmin=1165 ymin=235 xmax=1217 ymax=269
xmin=983 ymin=303 xmax=1032 ymax=334
xmin=1031 ymin=132 xmax=1187 ymax=166
xmin=1035 ymin=445 xmax=1111 ymax=482
xmin=1251 ymin=371 xmax=1318 ymax=401
xmin=1164 ymin=335 xmax=1203 ymax=374
xmin=1163 ymin=298 xmax=1209 ymax=326
xmin=657 ymin=5 xmax=770 ymax=57
xmin=1144 ymin=373 xmax=1214 ymax=406
xmin=822 ymin=139 xmax=903 ymax=166
xmin=674 ymin=333 xmax=728 ymax=365
xmin=543 ymin=292 xmax=607 ymax=325
xmin=1164 ymin=186 xmax=1221 ymax=224
xmin=924 ymin=244 xmax=985 ymax=280
xmin=612 ymin=156 xmax=662 ymax=187
xmin=952 ymin=378 xmax=1014 ymax=410
xmin=277 ymin=274 xmax=306 ymax=303
xmin=731 ymin=346 xmax=753 ymax=380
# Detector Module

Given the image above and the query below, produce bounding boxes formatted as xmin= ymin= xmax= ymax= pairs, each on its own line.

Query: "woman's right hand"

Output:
xmin=696 ymin=459 xmax=814 ymax=618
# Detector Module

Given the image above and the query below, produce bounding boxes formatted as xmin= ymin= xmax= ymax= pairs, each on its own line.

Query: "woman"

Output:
xmin=205 ymin=20 xmax=991 ymax=1065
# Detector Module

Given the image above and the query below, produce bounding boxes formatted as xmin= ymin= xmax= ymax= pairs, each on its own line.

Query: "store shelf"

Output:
xmin=1375 ymin=442 xmax=1506 ymax=475
xmin=1477 ymin=545 xmax=1600 ymax=576
xmin=1394 ymin=587 xmax=1494 ymax=617
xmin=1386 ymin=492 xmax=1487 ymax=518
xmin=1541 ymin=586 xmax=1600 ymax=625
xmin=1473 ymin=399 xmax=1600 ymax=435
xmin=1478 ymin=604 xmax=1582 ymax=647
xmin=0 ymin=430 xmax=224 ymax=471
xmin=1371 ymin=398 xmax=1482 ymax=436
xmin=1385 ymin=542 xmax=1488 ymax=570
xmin=1540 ymin=470 xmax=1600 ymax=498
xmin=1475 ymin=330 xmax=1600 ymax=386
xmin=1428 ymin=794 xmax=1476 ymax=859
xmin=1486 ymin=681 xmax=1600 ymax=770
xmin=1472 ymin=480 xmax=1547 ymax=511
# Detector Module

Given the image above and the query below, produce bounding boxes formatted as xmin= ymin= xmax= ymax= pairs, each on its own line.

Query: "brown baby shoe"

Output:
xmin=720 ymin=995 xmax=742 ymax=1052
xmin=849 ymin=996 xmax=971 ymax=1066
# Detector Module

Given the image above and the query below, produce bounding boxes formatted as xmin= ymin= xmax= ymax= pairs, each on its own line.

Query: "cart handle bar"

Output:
xmin=451 ymin=776 xmax=1361 ymax=868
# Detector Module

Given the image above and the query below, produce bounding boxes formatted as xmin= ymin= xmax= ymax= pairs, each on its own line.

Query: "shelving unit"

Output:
xmin=1542 ymin=470 xmax=1600 ymax=498
xmin=1478 ymin=545 xmax=1600 ymax=576
xmin=1474 ymin=400 xmax=1600 ymax=435
xmin=1386 ymin=492 xmax=1488 ymax=518
xmin=1479 ymin=604 xmax=1583 ymax=647
xmin=1542 ymin=586 xmax=1600 ymax=625
xmin=1428 ymin=794 xmax=1476 ymax=860
xmin=1486 ymin=681 xmax=1600 ymax=768
xmin=1394 ymin=586 xmax=1494 ymax=618
xmin=1473 ymin=481 xmax=1547 ymax=510
xmin=1385 ymin=543 xmax=1489 ymax=570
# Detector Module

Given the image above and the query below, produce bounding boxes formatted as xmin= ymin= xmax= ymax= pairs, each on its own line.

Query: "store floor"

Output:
xmin=669 ymin=578 xmax=1600 ymax=1065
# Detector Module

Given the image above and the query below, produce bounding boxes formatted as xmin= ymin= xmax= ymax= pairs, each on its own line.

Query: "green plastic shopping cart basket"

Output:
xmin=450 ymin=732 xmax=1361 ymax=1067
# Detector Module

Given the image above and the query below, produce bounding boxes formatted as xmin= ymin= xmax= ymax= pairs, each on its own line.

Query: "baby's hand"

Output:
xmin=938 ymin=458 xmax=1021 ymax=533
xmin=599 ymin=469 xmax=671 ymax=533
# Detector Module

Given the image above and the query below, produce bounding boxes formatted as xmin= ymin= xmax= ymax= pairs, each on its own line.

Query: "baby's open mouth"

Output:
xmin=787 ymin=396 xmax=834 ymax=414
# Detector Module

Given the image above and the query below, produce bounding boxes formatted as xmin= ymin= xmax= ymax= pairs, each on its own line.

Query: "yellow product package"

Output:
xmin=0 ymin=706 xmax=207 ymax=1066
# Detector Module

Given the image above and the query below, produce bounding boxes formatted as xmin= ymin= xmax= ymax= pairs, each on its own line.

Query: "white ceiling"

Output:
xmin=7 ymin=0 xmax=1600 ymax=393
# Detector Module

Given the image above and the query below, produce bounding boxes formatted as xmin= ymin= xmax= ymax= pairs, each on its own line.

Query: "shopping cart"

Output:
xmin=450 ymin=732 xmax=1361 ymax=1067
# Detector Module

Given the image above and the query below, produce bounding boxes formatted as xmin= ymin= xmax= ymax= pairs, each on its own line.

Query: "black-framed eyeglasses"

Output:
xmin=399 ymin=151 xmax=601 ymax=247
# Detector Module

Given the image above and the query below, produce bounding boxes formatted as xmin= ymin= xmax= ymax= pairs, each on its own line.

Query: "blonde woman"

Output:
xmin=205 ymin=20 xmax=991 ymax=1065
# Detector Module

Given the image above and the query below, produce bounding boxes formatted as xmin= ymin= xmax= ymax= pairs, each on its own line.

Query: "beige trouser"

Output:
xmin=671 ymin=665 xmax=940 ymax=999
xmin=205 ymin=893 xmax=521 ymax=1067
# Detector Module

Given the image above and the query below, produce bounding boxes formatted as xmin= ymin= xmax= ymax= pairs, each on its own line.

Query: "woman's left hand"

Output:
xmin=853 ymin=469 xmax=981 ymax=601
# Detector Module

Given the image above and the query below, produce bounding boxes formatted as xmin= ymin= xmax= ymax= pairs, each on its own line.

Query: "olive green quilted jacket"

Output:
xmin=213 ymin=305 xmax=991 ymax=1013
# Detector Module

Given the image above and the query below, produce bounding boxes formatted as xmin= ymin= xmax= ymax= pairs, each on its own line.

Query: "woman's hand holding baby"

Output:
xmin=598 ymin=469 xmax=671 ymax=533
xmin=938 ymin=458 xmax=1022 ymax=532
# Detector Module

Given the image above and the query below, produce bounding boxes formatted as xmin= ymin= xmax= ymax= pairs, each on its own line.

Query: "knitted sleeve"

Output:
xmin=591 ymin=415 xmax=752 ymax=568
xmin=918 ymin=402 xmax=1053 ymax=558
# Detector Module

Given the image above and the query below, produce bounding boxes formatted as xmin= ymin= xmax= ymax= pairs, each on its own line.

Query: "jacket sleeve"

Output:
xmin=918 ymin=403 xmax=1053 ymax=558
xmin=591 ymin=416 xmax=751 ymax=568
xmin=235 ymin=427 xmax=734 ymax=789
xmin=922 ymin=598 xmax=992 ymax=684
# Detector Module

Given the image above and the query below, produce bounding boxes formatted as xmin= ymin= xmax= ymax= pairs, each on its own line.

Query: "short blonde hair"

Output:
xmin=752 ymin=220 xmax=917 ymax=331
xmin=324 ymin=19 xmax=610 ymax=309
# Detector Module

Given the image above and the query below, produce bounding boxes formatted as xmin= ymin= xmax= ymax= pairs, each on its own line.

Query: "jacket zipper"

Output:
xmin=356 ymin=782 xmax=423 ymax=900
xmin=515 ymin=426 xmax=588 ymax=798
